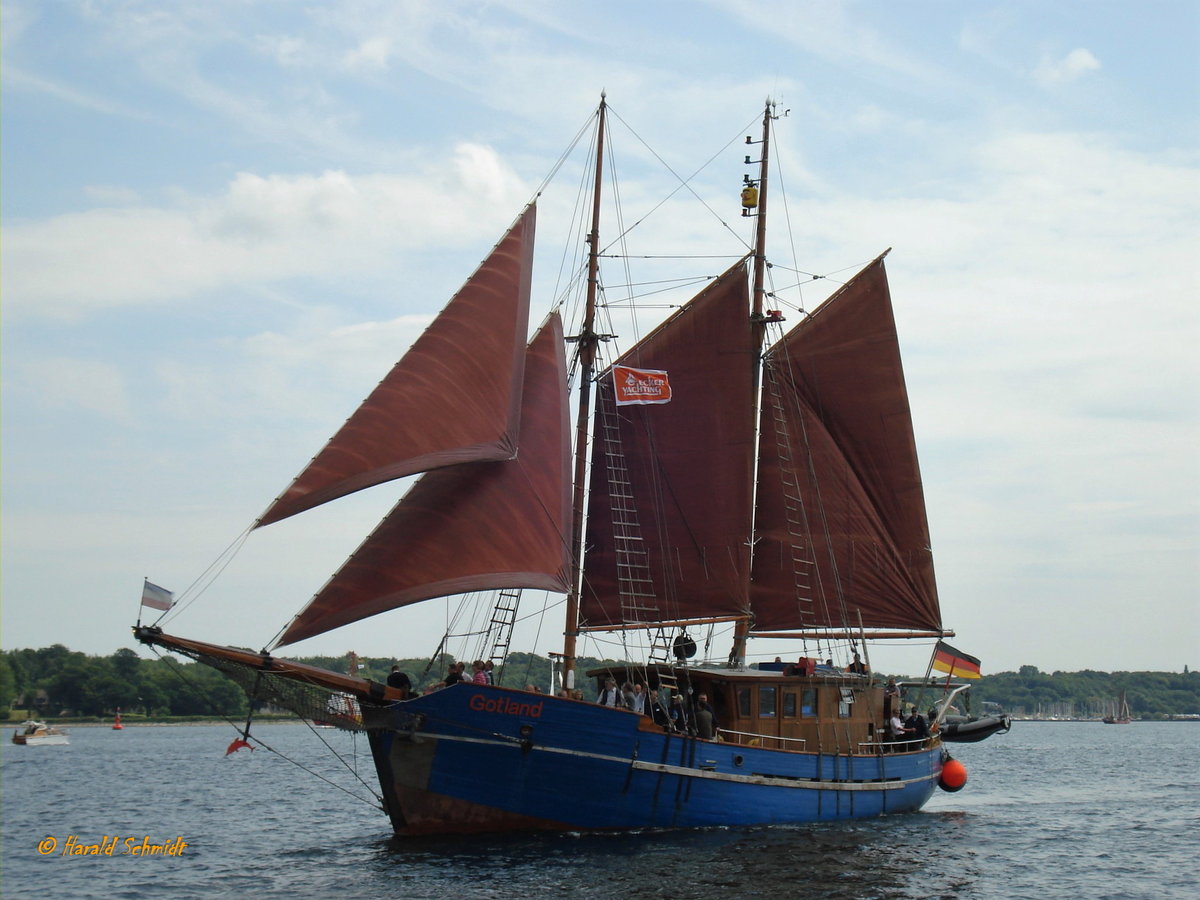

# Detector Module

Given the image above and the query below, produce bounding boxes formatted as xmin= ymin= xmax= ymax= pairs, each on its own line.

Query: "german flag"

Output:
xmin=932 ymin=641 xmax=982 ymax=679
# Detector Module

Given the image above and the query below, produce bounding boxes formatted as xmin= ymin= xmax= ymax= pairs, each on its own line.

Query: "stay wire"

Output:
xmin=241 ymin=725 xmax=385 ymax=812
xmin=146 ymin=645 xmax=384 ymax=811
xmin=604 ymin=105 xmax=759 ymax=256
xmin=150 ymin=524 xmax=254 ymax=628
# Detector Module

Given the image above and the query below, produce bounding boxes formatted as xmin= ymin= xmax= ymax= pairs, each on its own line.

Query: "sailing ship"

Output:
xmin=1102 ymin=690 xmax=1132 ymax=724
xmin=136 ymin=97 xmax=979 ymax=835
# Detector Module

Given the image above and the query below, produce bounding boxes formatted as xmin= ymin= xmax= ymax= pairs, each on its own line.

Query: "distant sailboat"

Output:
xmin=1102 ymin=690 xmax=1132 ymax=724
xmin=136 ymin=97 xmax=987 ymax=835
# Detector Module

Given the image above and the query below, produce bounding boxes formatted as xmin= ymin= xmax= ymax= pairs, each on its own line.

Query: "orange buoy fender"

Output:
xmin=939 ymin=757 xmax=968 ymax=792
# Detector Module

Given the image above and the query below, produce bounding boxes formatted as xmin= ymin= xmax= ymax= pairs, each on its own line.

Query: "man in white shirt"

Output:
xmin=597 ymin=678 xmax=624 ymax=707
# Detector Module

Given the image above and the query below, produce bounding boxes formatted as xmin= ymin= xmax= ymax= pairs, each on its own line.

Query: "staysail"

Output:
xmin=276 ymin=313 xmax=572 ymax=647
xmin=256 ymin=205 xmax=537 ymax=527
xmin=580 ymin=259 xmax=757 ymax=628
xmin=750 ymin=254 xmax=942 ymax=633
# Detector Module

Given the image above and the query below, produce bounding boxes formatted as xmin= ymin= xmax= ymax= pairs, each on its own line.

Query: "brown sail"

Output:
xmin=257 ymin=205 xmax=537 ymax=528
xmin=580 ymin=260 xmax=756 ymax=628
xmin=276 ymin=313 xmax=572 ymax=647
xmin=750 ymin=254 xmax=942 ymax=633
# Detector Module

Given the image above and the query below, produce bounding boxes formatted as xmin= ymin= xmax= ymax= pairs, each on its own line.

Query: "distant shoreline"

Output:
xmin=6 ymin=717 xmax=306 ymax=728
xmin=1009 ymin=717 xmax=1199 ymax=723
xmin=13 ymin=715 xmax=1199 ymax=729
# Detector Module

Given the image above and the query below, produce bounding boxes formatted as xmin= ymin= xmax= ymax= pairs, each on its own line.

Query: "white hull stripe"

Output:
xmin=631 ymin=759 xmax=917 ymax=791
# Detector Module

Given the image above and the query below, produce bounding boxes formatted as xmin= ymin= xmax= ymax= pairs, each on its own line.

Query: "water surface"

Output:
xmin=3 ymin=721 xmax=1196 ymax=899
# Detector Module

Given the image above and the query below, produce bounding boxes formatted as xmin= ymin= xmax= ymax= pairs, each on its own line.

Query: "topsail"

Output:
xmin=257 ymin=206 xmax=537 ymax=527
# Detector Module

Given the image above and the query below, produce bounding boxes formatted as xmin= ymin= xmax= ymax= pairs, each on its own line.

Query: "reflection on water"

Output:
xmin=366 ymin=815 xmax=985 ymax=900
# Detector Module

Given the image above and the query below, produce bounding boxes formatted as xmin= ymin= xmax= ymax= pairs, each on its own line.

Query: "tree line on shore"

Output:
xmin=970 ymin=664 xmax=1197 ymax=719
xmin=0 ymin=645 xmax=615 ymax=719
xmin=2 ymin=645 xmax=1196 ymax=720
xmin=2 ymin=645 xmax=246 ymax=719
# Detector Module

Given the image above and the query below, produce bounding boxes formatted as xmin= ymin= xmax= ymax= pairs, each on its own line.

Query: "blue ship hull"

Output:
xmin=364 ymin=683 xmax=943 ymax=835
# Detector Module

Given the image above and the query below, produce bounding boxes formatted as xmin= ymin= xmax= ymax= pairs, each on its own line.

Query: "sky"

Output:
xmin=2 ymin=0 xmax=1197 ymax=678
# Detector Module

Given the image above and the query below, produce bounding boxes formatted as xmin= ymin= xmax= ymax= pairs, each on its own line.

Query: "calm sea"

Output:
xmin=2 ymin=720 xmax=1196 ymax=899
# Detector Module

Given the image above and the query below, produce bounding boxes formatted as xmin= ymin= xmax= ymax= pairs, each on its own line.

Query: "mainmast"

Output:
xmin=731 ymin=98 xmax=775 ymax=667
xmin=562 ymin=95 xmax=608 ymax=689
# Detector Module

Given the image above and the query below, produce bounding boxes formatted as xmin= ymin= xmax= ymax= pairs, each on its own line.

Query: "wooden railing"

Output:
xmin=716 ymin=728 xmax=807 ymax=751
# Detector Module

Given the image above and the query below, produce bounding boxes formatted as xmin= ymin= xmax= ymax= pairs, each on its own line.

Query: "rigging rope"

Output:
xmin=144 ymin=645 xmax=384 ymax=810
xmin=150 ymin=524 xmax=254 ymax=629
xmin=604 ymin=105 xmax=759 ymax=257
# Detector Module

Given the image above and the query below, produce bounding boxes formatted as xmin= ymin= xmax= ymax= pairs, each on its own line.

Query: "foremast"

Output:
xmin=731 ymin=98 xmax=777 ymax=667
xmin=562 ymin=95 xmax=608 ymax=689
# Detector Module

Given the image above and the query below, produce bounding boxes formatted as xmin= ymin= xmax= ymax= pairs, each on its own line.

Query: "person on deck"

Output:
xmin=668 ymin=694 xmax=690 ymax=733
xmin=694 ymin=692 xmax=718 ymax=739
xmin=905 ymin=709 xmax=929 ymax=740
xmin=471 ymin=661 xmax=488 ymax=684
xmin=627 ymin=682 xmax=648 ymax=715
xmin=597 ymin=678 xmax=624 ymax=707
xmin=443 ymin=661 xmax=465 ymax=686
xmin=387 ymin=666 xmax=412 ymax=697
xmin=622 ymin=682 xmax=645 ymax=714
xmin=884 ymin=677 xmax=900 ymax=719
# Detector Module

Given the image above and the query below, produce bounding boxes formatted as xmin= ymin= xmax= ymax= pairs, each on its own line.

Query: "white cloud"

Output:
xmin=255 ymin=34 xmax=311 ymax=68
xmin=83 ymin=185 xmax=143 ymax=205
xmin=1035 ymin=47 xmax=1101 ymax=85
xmin=2 ymin=145 xmax=529 ymax=320
xmin=11 ymin=357 xmax=133 ymax=422
xmin=1 ymin=63 xmax=153 ymax=120
xmin=343 ymin=36 xmax=393 ymax=70
xmin=152 ymin=312 xmax=435 ymax=432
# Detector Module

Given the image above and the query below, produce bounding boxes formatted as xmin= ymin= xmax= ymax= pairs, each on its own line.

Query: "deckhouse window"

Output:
xmin=801 ymin=688 xmax=816 ymax=717
xmin=758 ymin=685 xmax=777 ymax=718
xmin=783 ymin=692 xmax=797 ymax=718
xmin=737 ymin=687 xmax=751 ymax=717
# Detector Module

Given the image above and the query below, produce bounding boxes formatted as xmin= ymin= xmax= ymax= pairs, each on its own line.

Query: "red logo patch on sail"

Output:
xmin=613 ymin=366 xmax=672 ymax=406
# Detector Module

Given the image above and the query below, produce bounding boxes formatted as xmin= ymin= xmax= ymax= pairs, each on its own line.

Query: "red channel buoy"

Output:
xmin=938 ymin=757 xmax=968 ymax=792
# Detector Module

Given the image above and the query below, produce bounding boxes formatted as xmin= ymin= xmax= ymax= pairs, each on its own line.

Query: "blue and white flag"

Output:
xmin=140 ymin=580 xmax=175 ymax=611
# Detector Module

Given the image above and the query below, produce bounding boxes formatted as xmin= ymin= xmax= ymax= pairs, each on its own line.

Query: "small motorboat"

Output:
xmin=11 ymin=720 xmax=69 ymax=746
xmin=940 ymin=714 xmax=1012 ymax=743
